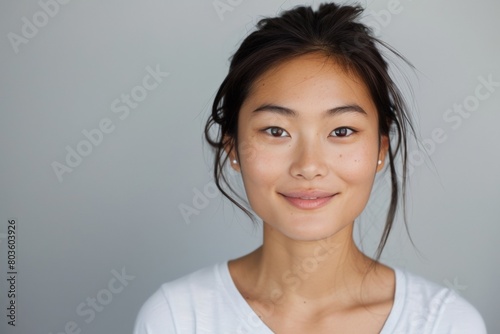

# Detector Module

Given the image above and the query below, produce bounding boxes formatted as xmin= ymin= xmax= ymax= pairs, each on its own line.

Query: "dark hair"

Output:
xmin=204 ymin=2 xmax=415 ymax=260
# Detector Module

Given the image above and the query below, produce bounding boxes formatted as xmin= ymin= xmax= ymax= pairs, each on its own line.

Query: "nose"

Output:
xmin=289 ymin=138 xmax=328 ymax=180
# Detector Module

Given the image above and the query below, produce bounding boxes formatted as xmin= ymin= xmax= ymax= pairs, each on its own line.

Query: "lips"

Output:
xmin=279 ymin=190 xmax=336 ymax=210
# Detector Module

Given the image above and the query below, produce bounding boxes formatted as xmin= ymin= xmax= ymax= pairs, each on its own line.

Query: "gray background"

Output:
xmin=1 ymin=0 xmax=498 ymax=333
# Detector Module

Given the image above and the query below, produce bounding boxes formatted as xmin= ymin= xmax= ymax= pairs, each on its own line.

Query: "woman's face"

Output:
xmin=231 ymin=53 xmax=388 ymax=241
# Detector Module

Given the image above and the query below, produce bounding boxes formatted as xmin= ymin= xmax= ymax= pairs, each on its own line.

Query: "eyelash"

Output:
xmin=262 ymin=126 xmax=356 ymax=138
xmin=263 ymin=127 xmax=289 ymax=137
xmin=331 ymin=127 xmax=355 ymax=137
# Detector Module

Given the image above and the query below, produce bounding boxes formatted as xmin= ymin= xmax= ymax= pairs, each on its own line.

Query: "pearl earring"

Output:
xmin=232 ymin=159 xmax=238 ymax=164
xmin=378 ymin=160 xmax=382 ymax=165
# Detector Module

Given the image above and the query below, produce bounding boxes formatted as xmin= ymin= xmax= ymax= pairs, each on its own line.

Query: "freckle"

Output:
xmin=339 ymin=154 xmax=342 ymax=158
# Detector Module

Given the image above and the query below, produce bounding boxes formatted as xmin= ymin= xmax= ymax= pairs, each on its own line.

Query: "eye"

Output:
xmin=264 ymin=127 xmax=289 ymax=137
xmin=330 ymin=127 xmax=355 ymax=137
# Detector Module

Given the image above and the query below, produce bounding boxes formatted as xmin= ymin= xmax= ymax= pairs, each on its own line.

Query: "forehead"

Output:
xmin=242 ymin=53 xmax=377 ymax=119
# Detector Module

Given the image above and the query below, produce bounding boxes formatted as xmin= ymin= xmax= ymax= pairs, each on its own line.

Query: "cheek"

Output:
xmin=333 ymin=144 xmax=379 ymax=221
xmin=238 ymin=140 xmax=281 ymax=198
xmin=237 ymin=131 xmax=289 ymax=178
xmin=335 ymin=143 xmax=378 ymax=184
xmin=237 ymin=139 xmax=296 ymax=221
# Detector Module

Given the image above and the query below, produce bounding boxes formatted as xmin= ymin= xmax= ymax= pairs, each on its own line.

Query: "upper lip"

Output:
xmin=279 ymin=190 xmax=336 ymax=199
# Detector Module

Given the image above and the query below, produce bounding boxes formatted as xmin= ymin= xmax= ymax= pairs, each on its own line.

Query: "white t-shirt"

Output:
xmin=133 ymin=262 xmax=486 ymax=333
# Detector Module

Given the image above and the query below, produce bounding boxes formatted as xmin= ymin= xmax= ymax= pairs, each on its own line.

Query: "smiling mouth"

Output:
xmin=279 ymin=193 xmax=337 ymax=210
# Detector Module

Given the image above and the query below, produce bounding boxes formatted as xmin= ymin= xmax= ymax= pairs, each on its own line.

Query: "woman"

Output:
xmin=134 ymin=3 xmax=486 ymax=333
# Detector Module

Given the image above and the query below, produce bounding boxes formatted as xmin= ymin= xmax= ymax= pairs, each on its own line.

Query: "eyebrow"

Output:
xmin=251 ymin=104 xmax=367 ymax=117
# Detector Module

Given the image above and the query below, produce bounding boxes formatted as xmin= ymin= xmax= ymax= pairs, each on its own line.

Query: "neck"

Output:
xmin=240 ymin=223 xmax=375 ymax=305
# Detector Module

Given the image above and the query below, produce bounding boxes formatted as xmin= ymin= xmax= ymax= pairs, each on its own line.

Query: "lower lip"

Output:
xmin=281 ymin=194 xmax=335 ymax=210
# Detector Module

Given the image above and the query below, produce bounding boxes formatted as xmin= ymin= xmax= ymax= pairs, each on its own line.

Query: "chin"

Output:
xmin=265 ymin=216 xmax=353 ymax=242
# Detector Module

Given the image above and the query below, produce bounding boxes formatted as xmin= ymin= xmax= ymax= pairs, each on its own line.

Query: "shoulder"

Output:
xmin=133 ymin=262 xmax=224 ymax=334
xmin=384 ymin=268 xmax=487 ymax=334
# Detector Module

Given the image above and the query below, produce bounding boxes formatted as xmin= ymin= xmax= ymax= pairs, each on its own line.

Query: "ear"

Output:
xmin=377 ymin=135 xmax=389 ymax=172
xmin=223 ymin=135 xmax=240 ymax=172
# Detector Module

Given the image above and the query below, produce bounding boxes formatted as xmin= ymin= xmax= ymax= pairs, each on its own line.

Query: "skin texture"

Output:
xmin=226 ymin=53 xmax=394 ymax=333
